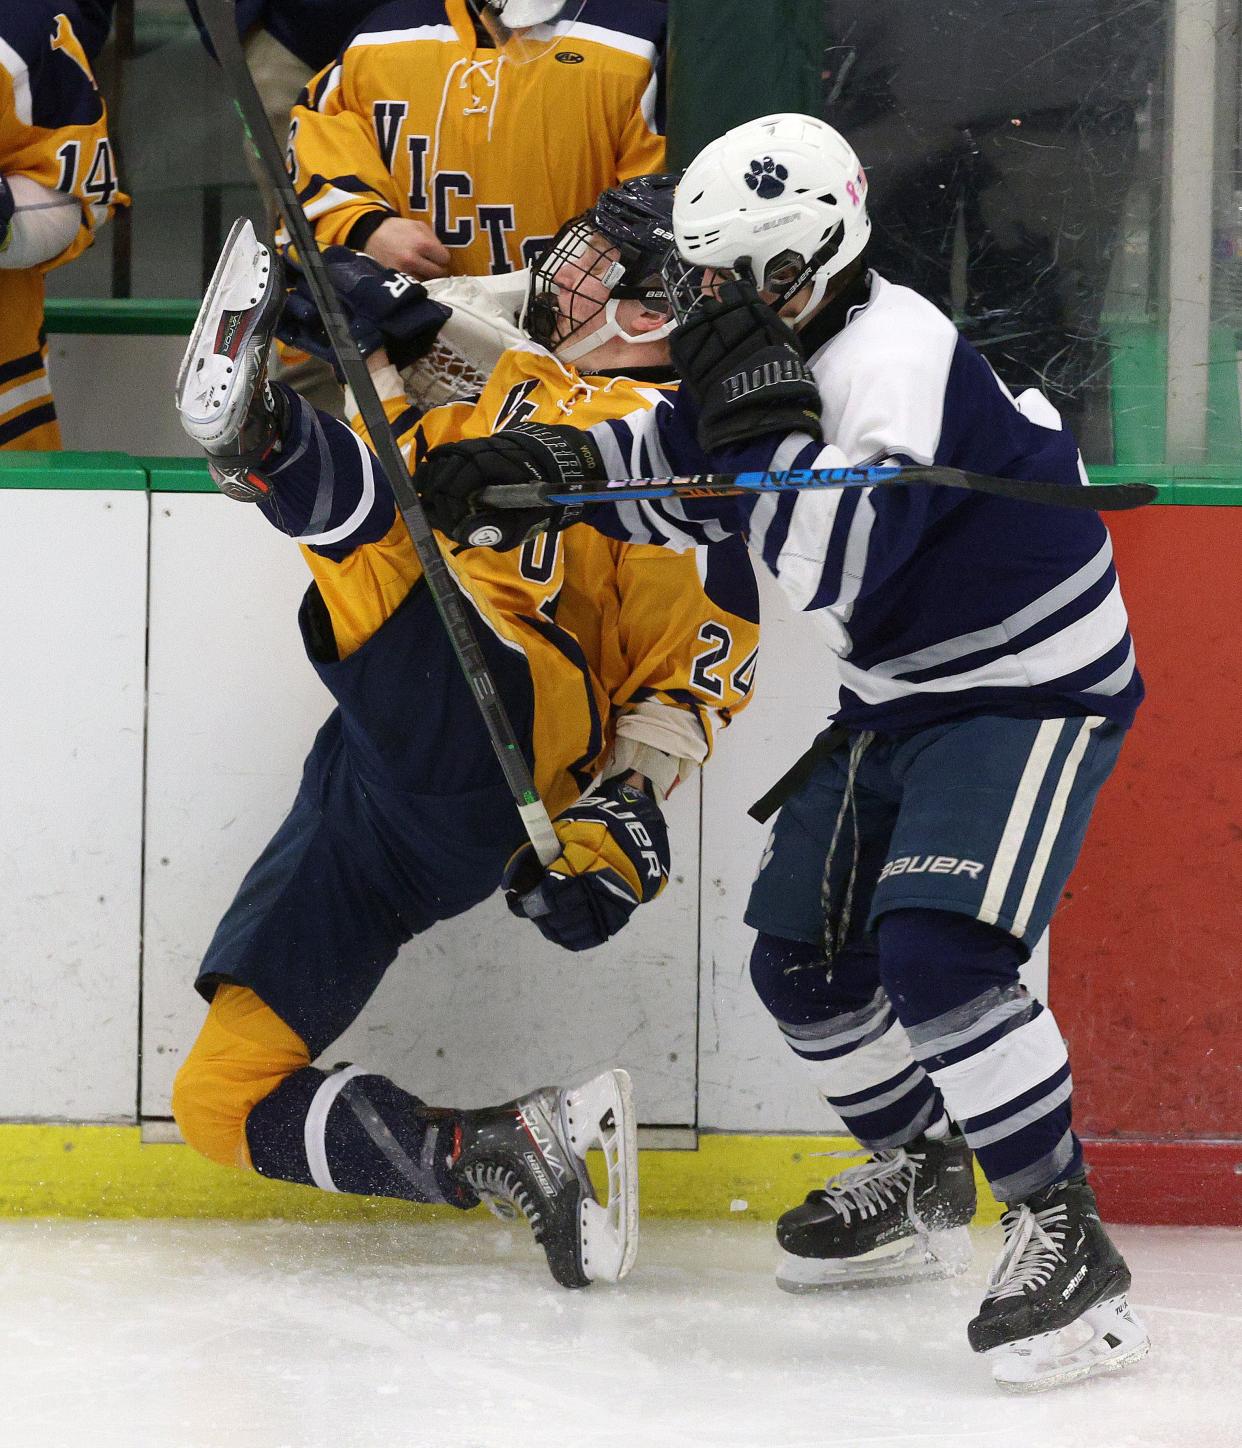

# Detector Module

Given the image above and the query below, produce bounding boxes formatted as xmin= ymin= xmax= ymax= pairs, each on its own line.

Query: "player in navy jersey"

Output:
xmin=414 ymin=112 xmax=1151 ymax=1392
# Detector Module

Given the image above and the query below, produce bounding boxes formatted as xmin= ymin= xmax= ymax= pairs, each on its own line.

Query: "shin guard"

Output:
xmin=245 ymin=1064 xmax=474 ymax=1207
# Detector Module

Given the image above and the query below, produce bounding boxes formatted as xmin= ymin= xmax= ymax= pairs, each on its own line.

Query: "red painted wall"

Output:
xmin=1050 ymin=507 xmax=1242 ymax=1216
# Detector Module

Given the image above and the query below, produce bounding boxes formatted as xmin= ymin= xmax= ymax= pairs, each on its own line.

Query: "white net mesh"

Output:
xmin=401 ymin=271 xmax=529 ymax=408
xmin=401 ymin=339 xmax=494 ymax=410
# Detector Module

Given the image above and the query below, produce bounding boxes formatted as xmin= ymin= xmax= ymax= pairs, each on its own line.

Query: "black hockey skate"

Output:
xmin=968 ymin=1175 xmax=1150 ymax=1392
xmin=175 ymin=217 xmax=287 ymax=501
xmin=776 ymin=1131 xmax=976 ymax=1291
xmin=451 ymin=1070 xmax=638 ymax=1290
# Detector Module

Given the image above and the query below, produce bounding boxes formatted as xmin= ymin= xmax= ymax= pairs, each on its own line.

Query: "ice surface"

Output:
xmin=1 ymin=1218 xmax=1237 ymax=1448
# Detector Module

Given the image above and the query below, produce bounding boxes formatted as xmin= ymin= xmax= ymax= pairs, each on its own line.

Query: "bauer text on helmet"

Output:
xmin=671 ymin=114 xmax=871 ymax=325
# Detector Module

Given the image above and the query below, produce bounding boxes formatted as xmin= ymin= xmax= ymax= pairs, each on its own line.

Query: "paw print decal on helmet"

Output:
xmin=744 ymin=156 xmax=789 ymax=200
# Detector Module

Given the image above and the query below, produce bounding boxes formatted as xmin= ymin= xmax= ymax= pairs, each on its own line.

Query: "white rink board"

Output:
xmin=323 ymin=784 xmax=700 ymax=1119
xmin=699 ymin=569 xmax=843 ymax=1130
xmin=140 ymin=498 xmax=332 ymax=1116
xmin=4 ymin=490 xmax=1049 ymax=1129
xmin=0 ymin=490 xmax=146 ymax=1120
xmin=140 ymin=497 xmax=700 ymax=1122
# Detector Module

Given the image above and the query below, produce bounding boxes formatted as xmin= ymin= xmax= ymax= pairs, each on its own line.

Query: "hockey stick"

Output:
xmin=197 ymin=0 xmax=559 ymax=865
xmin=479 ymin=465 xmax=1158 ymax=513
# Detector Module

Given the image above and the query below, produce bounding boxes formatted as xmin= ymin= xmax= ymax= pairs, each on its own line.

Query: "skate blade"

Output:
xmin=176 ymin=217 xmax=278 ymax=446
xmin=560 ymin=1069 xmax=638 ymax=1285
xmin=989 ymin=1293 xmax=1151 ymax=1393
xmin=776 ymin=1225 xmax=972 ymax=1294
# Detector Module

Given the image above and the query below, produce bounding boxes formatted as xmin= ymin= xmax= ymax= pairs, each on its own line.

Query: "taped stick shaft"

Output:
xmin=479 ymin=464 xmax=1157 ymax=513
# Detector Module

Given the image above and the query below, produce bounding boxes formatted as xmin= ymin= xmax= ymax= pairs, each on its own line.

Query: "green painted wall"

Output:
xmin=1 ymin=453 xmax=1239 ymax=503
xmin=666 ymin=0 xmax=824 ymax=167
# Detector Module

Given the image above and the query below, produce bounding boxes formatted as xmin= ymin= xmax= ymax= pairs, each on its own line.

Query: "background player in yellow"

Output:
xmin=0 ymin=3 xmax=126 ymax=450
xmin=168 ymin=176 xmax=757 ymax=1288
xmin=288 ymin=0 xmax=666 ymax=283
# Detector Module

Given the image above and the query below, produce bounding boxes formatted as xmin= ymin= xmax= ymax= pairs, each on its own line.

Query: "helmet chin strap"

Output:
xmin=767 ymin=224 xmax=846 ymax=328
xmin=783 ymin=271 xmax=831 ymax=328
xmin=781 ymin=269 xmax=828 ymax=328
xmin=555 ymin=297 xmax=675 ymax=364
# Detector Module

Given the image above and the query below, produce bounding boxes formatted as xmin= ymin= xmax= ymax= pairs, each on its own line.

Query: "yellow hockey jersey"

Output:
xmin=288 ymin=0 xmax=666 ymax=278
xmin=0 ymin=5 xmax=126 ymax=450
xmin=302 ymin=344 xmax=759 ymax=815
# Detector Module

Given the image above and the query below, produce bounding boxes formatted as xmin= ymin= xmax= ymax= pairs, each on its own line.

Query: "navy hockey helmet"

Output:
xmin=526 ymin=174 xmax=679 ymax=362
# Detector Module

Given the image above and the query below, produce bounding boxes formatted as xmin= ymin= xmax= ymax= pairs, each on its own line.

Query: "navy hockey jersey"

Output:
xmin=584 ymin=271 xmax=1143 ymax=734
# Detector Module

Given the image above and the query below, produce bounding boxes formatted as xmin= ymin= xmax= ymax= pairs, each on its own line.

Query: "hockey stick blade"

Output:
xmin=479 ymin=466 xmax=1157 ymax=513
xmin=196 ymin=0 xmax=559 ymax=865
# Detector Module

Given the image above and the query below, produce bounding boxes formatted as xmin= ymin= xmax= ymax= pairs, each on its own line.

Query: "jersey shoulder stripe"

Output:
xmin=0 ymin=400 xmax=56 ymax=448
xmin=347 ymin=24 xmax=460 ymax=51
xmin=557 ymin=21 xmax=657 ymax=64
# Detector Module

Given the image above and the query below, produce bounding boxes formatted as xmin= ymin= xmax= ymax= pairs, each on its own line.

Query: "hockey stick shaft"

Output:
xmin=479 ymin=465 xmax=1158 ymax=513
xmin=198 ymin=0 xmax=559 ymax=865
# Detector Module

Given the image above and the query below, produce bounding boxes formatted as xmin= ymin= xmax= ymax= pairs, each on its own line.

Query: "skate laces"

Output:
xmin=986 ymin=1203 xmax=1069 ymax=1301
xmin=810 ymin=1149 xmax=919 ymax=1224
xmin=462 ymin=1163 xmax=544 ymax=1239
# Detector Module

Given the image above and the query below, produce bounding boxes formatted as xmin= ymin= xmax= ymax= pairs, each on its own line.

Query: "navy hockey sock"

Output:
xmin=750 ymin=933 xmax=947 ymax=1148
xmin=254 ymin=387 xmax=397 ymax=551
xmin=878 ymin=910 xmax=1082 ymax=1201
xmin=245 ymin=1065 xmax=476 ymax=1208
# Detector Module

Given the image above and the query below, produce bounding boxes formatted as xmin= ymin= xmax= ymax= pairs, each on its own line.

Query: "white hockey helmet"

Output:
xmin=668 ymin=113 xmax=871 ymax=326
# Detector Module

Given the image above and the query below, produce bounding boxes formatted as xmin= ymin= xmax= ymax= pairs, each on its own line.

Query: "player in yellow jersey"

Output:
xmin=170 ymin=176 xmax=758 ymax=1289
xmin=0 ymin=3 xmax=126 ymax=449
xmin=288 ymin=0 xmax=665 ymax=282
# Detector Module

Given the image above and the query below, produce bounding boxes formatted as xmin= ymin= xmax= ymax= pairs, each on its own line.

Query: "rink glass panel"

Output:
xmin=48 ymin=2 xmax=1242 ymax=467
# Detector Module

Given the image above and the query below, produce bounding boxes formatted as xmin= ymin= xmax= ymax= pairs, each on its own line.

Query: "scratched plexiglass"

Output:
xmin=821 ymin=2 xmax=1240 ymax=466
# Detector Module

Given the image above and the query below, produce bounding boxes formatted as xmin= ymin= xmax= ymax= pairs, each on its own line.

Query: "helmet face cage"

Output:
xmin=527 ymin=218 xmax=669 ymax=352
xmin=661 ymin=252 xmax=718 ymax=325
xmin=662 ymin=228 xmax=847 ymax=325
xmin=526 ymin=176 xmax=680 ymax=354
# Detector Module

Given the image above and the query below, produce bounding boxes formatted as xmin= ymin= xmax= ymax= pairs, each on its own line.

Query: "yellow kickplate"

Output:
xmin=0 ymin=1125 xmax=1002 ymax=1224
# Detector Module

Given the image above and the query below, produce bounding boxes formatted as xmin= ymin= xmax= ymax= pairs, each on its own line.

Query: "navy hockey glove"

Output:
xmin=415 ymin=423 xmax=603 ymax=550
xmin=503 ymin=776 xmax=670 ymax=953
xmin=0 ymin=177 xmax=13 ymax=251
xmin=670 ymin=280 xmax=822 ymax=452
xmin=277 ymin=246 xmax=451 ymax=373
